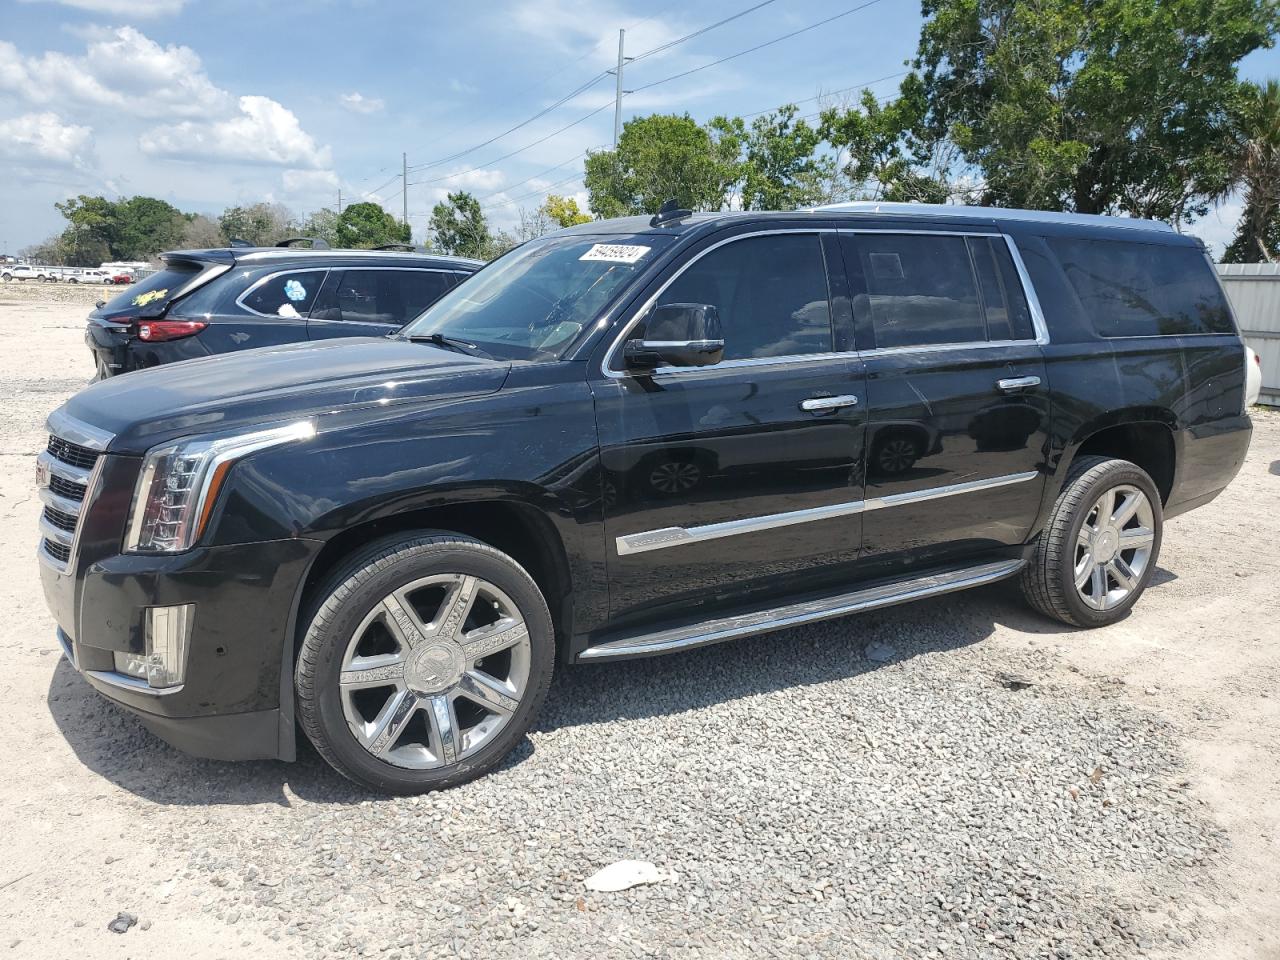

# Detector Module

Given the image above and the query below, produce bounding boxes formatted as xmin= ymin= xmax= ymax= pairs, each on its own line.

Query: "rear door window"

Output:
xmin=1047 ymin=238 xmax=1234 ymax=337
xmin=849 ymin=234 xmax=987 ymax=348
xmin=238 ymin=270 xmax=327 ymax=318
xmin=311 ymin=269 xmax=457 ymax=327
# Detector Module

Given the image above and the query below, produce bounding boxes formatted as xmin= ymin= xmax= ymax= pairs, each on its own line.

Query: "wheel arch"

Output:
xmin=276 ymin=494 xmax=578 ymax=761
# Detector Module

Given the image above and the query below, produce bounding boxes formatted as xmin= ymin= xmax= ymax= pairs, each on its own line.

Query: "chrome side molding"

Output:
xmin=579 ymin=558 xmax=1025 ymax=660
xmin=615 ymin=471 xmax=1039 ymax=556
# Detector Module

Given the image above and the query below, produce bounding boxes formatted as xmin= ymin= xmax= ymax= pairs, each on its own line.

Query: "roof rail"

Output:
xmin=227 ymin=238 xmax=254 ymax=247
xmin=372 ymin=243 xmax=417 ymax=252
xmin=275 ymin=237 xmax=331 ymax=249
xmin=810 ymin=201 xmax=1175 ymax=233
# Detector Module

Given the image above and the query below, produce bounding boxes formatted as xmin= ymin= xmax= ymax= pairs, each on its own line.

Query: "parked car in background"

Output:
xmin=1 ymin=263 xmax=59 ymax=282
xmin=84 ymin=240 xmax=483 ymax=379
xmin=40 ymin=203 xmax=1251 ymax=793
xmin=63 ymin=268 xmax=112 ymax=284
xmin=109 ymin=271 xmax=134 ymax=285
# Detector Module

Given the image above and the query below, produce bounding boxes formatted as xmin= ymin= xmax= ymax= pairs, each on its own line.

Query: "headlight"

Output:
xmin=125 ymin=420 xmax=315 ymax=553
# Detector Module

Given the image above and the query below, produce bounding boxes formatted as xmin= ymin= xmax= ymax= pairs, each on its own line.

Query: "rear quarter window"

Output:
xmin=1047 ymin=237 xmax=1234 ymax=337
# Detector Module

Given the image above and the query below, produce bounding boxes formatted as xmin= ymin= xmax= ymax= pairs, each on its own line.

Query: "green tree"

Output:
xmin=218 ymin=203 xmax=295 ymax=246
xmin=335 ymin=201 xmax=410 ymax=248
xmin=299 ymin=207 xmax=341 ymax=247
xmin=542 ymin=194 xmax=591 ymax=227
xmin=179 ymin=214 xmax=225 ymax=250
xmin=428 ymin=192 xmax=493 ymax=259
xmin=110 ymin=196 xmax=187 ymax=259
xmin=584 ymin=114 xmax=741 ymax=217
xmin=716 ymin=106 xmax=834 ymax=210
xmin=913 ymin=0 xmax=1279 ymax=223
xmin=1223 ymin=79 xmax=1280 ymax=262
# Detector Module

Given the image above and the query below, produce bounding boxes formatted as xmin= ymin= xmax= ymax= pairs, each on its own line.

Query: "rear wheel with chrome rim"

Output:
xmin=1020 ymin=456 xmax=1164 ymax=627
xmin=296 ymin=533 xmax=554 ymax=794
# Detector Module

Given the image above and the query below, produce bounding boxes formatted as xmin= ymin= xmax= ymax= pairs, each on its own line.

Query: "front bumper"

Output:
xmin=45 ymin=537 xmax=324 ymax=762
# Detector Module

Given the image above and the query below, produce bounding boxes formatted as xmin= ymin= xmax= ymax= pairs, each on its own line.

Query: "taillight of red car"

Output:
xmin=137 ymin=320 xmax=207 ymax=342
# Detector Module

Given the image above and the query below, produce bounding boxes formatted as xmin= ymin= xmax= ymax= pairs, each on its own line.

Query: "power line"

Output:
xmin=485 ymin=171 xmax=589 ymax=211
xmin=630 ymin=0 xmax=889 ymax=94
xmin=408 ymin=71 xmax=610 ymax=173
xmin=408 ymin=0 xmax=781 ymax=175
xmin=407 ymin=102 xmax=612 ymax=188
xmin=741 ymin=71 xmax=907 ymax=119
xmin=475 ymin=152 xmax=589 ymax=203
xmin=628 ymin=0 xmax=778 ymax=64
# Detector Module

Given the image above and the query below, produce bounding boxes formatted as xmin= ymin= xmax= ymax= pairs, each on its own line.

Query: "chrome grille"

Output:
xmin=37 ymin=411 xmax=114 ymax=573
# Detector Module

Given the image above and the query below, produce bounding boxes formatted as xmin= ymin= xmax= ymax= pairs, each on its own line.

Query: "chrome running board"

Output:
xmin=578 ymin=558 xmax=1025 ymax=661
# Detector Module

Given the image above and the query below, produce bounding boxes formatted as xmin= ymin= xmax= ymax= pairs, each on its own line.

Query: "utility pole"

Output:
xmin=612 ymin=28 xmax=625 ymax=148
xmin=402 ymin=152 xmax=409 ymax=227
xmin=337 ymin=188 xmax=342 ymax=214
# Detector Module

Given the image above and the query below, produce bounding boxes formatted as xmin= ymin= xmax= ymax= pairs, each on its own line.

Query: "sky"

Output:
xmin=0 ymin=0 xmax=1277 ymax=257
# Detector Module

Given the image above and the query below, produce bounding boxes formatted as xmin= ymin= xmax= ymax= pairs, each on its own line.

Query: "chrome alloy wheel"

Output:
xmin=1074 ymin=484 xmax=1155 ymax=611
xmin=339 ymin=574 xmax=531 ymax=769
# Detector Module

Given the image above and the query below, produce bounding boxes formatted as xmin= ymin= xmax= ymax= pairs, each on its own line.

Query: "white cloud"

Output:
xmin=340 ymin=91 xmax=384 ymax=114
xmin=139 ymin=95 xmax=333 ymax=168
xmin=0 ymin=111 xmax=92 ymax=166
xmin=1185 ymin=196 xmax=1243 ymax=260
xmin=282 ymin=168 xmax=339 ymax=194
xmin=22 ymin=0 xmax=185 ymax=15
xmin=0 ymin=27 xmax=226 ymax=118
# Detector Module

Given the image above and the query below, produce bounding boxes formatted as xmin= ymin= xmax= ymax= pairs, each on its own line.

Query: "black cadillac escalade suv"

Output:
xmin=38 ymin=202 xmax=1252 ymax=793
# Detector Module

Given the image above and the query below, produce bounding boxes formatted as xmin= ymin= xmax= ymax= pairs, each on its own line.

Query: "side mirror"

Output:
xmin=623 ymin=303 xmax=725 ymax=371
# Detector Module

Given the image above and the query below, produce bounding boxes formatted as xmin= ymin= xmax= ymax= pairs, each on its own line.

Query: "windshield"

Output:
xmin=400 ymin=234 xmax=670 ymax=361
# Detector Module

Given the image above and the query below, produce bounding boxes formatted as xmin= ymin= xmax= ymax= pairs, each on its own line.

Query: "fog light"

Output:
xmin=113 ymin=604 xmax=193 ymax=689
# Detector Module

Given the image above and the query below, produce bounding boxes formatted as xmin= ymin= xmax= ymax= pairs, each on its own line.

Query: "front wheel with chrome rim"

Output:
xmin=296 ymin=533 xmax=554 ymax=794
xmin=1021 ymin=456 xmax=1164 ymax=628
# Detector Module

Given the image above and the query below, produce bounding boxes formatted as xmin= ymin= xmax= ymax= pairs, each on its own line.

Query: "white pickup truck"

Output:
xmin=0 ymin=264 xmax=61 ymax=282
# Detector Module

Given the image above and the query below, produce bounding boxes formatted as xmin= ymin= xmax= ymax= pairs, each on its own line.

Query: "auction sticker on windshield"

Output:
xmin=579 ymin=244 xmax=651 ymax=264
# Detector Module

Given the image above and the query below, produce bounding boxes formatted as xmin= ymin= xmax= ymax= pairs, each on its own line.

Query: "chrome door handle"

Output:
xmin=996 ymin=376 xmax=1040 ymax=393
xmin=800 ymin=395 xmax=859 ymax=412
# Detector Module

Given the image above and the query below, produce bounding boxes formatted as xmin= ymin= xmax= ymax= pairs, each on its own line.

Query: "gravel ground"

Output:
xmin=1 ymin=298 xmax=1277 ymax=960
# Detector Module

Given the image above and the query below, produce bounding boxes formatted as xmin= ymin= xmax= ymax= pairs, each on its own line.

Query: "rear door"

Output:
xmin=308 ymin=267 xmax=460 ymax=339
xmin=592 ymin=228 xmax=868 ymax=630
xmin=838 ymin=228 xmax=1049 ymax=574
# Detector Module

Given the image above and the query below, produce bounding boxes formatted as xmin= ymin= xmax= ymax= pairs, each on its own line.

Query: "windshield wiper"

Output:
xmin=398 ymin=332 xmax=492 ymax=359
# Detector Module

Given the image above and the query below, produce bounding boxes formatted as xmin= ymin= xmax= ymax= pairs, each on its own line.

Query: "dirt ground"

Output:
xmin=0 ymin=295 xmax=1276 ymax=959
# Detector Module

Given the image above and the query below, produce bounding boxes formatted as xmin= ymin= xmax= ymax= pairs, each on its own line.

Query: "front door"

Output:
xmin=838 ymin=229 xmax=1049 ymax=574
xmin=591 ymin=229 xmax=868 ymax=632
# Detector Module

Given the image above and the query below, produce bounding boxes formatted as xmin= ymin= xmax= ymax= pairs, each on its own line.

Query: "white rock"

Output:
xmin=583 ymin=860 xmax=666 ymax=893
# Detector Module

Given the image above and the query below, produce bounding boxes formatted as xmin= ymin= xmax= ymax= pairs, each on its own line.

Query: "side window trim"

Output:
xmin=839 ymin=229 xmax=1050 ymax=353
xmin=602 ymin=228 xmax=842 ymax=378
xmin=234 ymin=268 xmax=330 ymax=319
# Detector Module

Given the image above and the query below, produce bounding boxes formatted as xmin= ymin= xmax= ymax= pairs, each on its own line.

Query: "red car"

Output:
xmin=109 ymin=272 xmax=133 ymax=284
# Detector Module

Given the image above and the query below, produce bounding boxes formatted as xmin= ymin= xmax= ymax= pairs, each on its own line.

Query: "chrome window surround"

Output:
xmin=233 ymin=268 xmax=331 ymax=319
xmin=601 ymin=228 xmax=1051 ymax=379
xmin=615 ymin=470 xmax=1039 ymax=556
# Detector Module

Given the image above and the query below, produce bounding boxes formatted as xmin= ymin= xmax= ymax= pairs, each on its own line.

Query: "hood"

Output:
xmin=63 ymin=337 xmax=510 ymax=454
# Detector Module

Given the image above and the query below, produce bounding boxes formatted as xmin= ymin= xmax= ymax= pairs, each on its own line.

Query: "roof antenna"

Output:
xmin=650 ymin=198 xmax=691 ymax=228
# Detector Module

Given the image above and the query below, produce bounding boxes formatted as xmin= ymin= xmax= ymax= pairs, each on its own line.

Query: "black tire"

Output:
xmin=1020 ymin=456 xmax=1164 ymax=627
xmin=295 ymin=532 xmax=555 ymax=794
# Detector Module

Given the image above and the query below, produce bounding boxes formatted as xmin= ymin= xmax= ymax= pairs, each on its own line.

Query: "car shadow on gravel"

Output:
xmin=45 ymin=576 xmax=1150 ymax=807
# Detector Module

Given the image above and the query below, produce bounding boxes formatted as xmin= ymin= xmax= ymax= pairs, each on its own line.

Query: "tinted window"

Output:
xmin=968 ymin=236 xmax=1035 ymax=341
xmin=653 ymin=233 xmax=832 ymax=361
xmin=851 ymin=234 xmax=986 ymax=348
xmin=97 ymin=261 xmax=203 ymax=319
xmin=1048 ymin=238 xmax=1234 ymax=337
xmin=240 ymin=270 xmax=326 ymax=318
xmin=312 ymin=269 xmax=456 ymax=326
